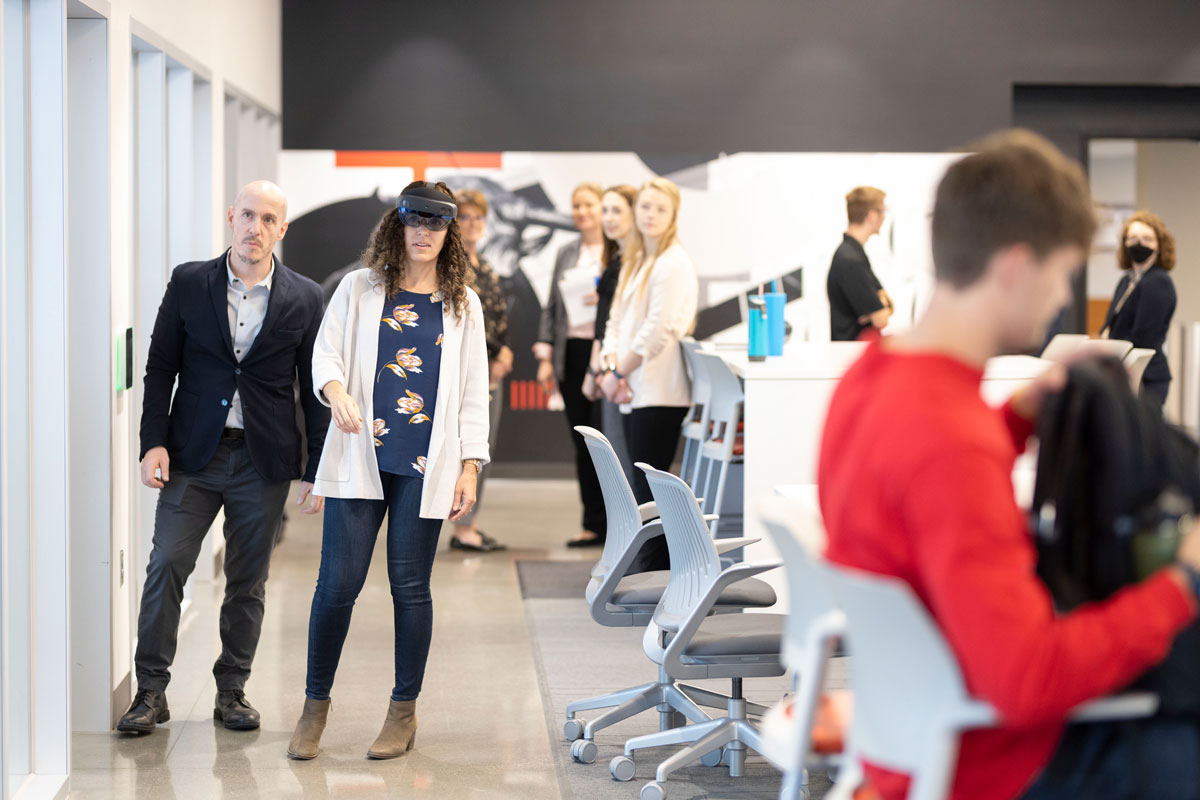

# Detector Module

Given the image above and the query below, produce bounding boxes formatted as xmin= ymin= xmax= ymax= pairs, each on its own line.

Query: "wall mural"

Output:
xmin=279 ymin=150 xmax=962 ymax=463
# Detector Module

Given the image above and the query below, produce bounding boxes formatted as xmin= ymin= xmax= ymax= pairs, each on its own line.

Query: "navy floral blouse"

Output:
xmin=373 ymin=290 xmax=444 ymax=478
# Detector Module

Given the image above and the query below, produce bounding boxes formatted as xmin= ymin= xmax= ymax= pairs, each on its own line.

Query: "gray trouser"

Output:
xmin=457 ymin=382 xmax=504 ymax=526
xmin=134 ymin=436 xmax=290 ymax=692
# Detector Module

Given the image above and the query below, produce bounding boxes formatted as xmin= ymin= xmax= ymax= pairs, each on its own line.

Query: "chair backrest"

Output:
xmin=696 ymin=352 xmax=744 ymax=435
xmin=1124 ymin=347 xmax=1156 ymax=391
xmin=1040 ymin=333 xmax=1089 ymax=362
xmin=759 ymin=512 xmax=840 ymax=671
xmin=1079 ymin=338 xmax=1133 ymax=360
xmin=639 ymin=464 xmax=722 ymax=633
xmin=576 ymin=426 xmax=645 ymax=577
xmin=824 ymin=563 xmax=982 ymax=774
xmin=680 ymin=338 xmax=712 ymax=409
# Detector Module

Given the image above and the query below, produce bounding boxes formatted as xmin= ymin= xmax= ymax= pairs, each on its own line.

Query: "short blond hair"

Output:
xmin=846 ymin=186 xmax=886 ymax=225
xmin=456 ymin=188 xmax=488 ymax=215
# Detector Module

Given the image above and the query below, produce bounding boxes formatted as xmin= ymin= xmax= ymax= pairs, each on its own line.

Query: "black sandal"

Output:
xmin=450 ymin=530 xmax=507 ymax=552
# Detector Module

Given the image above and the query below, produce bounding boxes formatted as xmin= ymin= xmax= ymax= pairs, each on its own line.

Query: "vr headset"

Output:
xmin=397 ymin=183 xmax=457 ymax=231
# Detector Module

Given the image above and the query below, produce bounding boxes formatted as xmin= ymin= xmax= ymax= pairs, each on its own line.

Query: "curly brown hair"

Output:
xmin=1117 ymin=210 xmax=1176 ymax=272
xmin=362 ymin=180 xmax=473 ymax=318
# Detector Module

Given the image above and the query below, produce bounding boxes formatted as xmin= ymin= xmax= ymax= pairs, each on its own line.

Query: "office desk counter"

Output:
xmin=712 ymin=342 xmax=1049 ymax=607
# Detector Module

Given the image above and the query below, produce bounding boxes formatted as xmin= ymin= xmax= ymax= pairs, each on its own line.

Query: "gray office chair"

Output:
xmin=565 ymin=427 xmax=776 ymax=765
xmin=609 ymin=464 xmax=786 ymax=800
xmin=694 ymin=351 xmax=745 ymax=539
xmin=758 ymin=510 xmax=846 ymax=800
xmin=678 ymin=338 xmax=712 ymax=489
xmin=823 ymin=563 xmax=1158 ymax=800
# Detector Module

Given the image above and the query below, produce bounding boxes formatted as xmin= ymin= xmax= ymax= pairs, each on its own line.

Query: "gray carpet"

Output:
xmin=523 ymin=594 xmax=843 ymax=799
xmin=516 ymin=559 xmax=599 ymax=599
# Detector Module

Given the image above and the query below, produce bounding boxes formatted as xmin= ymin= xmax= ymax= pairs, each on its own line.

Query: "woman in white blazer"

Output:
xmin=288 ymin=182 xmax=490 ymax=761
xmin=599 ymin=177 xmax=698 ymax=571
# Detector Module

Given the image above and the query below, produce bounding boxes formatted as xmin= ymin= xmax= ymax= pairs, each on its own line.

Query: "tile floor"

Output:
xmin=70 ymin=479 xmax=597 ymax=800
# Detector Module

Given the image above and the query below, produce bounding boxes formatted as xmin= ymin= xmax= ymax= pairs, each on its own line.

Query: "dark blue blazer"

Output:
xmin=139 ymin=252 xmax=330 ymax=484
xmin=1102 ymin=265 xmax=1176 ymax=385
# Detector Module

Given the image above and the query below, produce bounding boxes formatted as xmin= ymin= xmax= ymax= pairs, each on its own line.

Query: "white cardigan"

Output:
xmin=602 ymin=243 xmax=699 ymax=409
xmin=311 ymin=268 xmax=490 ymax=518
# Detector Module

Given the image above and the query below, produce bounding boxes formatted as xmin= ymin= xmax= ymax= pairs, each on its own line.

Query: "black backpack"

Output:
xmin=1032 ymin=356 xmax=1200 ymax=714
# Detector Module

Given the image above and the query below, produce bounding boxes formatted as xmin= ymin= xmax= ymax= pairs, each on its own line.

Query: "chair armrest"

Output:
xmin=1068 ymin=692 xmax=1158 ymax=723
xmin=715 ymin=537 xmax=760 ymax=555
xmin=662 ymin=561 xmax=784 ymax=665
xmin=590 ymin=520 xmax=665 ymax=610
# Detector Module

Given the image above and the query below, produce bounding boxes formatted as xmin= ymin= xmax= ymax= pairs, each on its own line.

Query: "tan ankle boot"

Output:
xmin=367 ymin=699 xmax=417 ymax=759
xmin=287 ymin=698 xmax=331 ymax=760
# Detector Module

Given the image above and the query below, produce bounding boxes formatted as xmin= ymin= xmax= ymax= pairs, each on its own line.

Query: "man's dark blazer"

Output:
xmin=1102 ymin=264 xmax=1177 ymax=385
xmin=139 ymin=251 xmax=330 ymax=484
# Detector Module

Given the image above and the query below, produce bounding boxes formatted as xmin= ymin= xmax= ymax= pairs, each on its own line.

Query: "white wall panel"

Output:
xmin=66 ymin=14 xmax=112 ymax=734
xmin=2 ymin=0 xmax=34 ymax=789
xmin=28 ymin=0 xmax=71 ymax=779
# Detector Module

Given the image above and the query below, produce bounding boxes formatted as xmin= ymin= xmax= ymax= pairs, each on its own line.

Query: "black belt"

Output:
xmin=222 ymin=427 xmax=245 ymax=440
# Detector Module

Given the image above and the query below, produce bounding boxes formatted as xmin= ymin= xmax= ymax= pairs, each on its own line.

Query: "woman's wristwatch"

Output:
xmin=463 ymin=458 xmax=482 ymax=475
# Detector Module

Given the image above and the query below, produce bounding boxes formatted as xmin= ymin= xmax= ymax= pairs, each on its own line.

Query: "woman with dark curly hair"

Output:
xmin=1101 ymin=210 xmax=1178 ymax=409
xmin=287 ymin=181 xmax=490 ymax=760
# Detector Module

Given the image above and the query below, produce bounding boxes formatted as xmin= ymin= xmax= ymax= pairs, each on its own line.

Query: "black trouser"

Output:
xmin=1142 ymin=379 xmax=1169 ymax=411
xmin=623 ymin=405 xmax=688 ymax=573
xmin=134 ymin=436 xmax=291 ymax=692
xmin=560 ymin=338 xmax=607 ymax=536
xmin=1021 ymin=717 xmax=1200 ymax=799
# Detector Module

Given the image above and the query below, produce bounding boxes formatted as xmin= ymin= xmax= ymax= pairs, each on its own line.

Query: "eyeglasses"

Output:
xmin=399 ymin=208 xmax=454 ymax=231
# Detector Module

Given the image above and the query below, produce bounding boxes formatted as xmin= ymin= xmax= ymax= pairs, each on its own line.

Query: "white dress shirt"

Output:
xmin=225 ymin=256 xmax=274 ymax=428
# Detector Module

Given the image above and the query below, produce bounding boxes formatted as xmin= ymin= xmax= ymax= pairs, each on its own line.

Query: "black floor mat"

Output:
xmin=515 ymin=559 xmax=596 ymax=599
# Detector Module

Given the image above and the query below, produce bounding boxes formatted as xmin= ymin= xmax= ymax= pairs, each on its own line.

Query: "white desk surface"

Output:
xmin=731 ymin=343 xmax=1047 ymax=603
xmin=711 ymin=342 xmax=1049 ymax=383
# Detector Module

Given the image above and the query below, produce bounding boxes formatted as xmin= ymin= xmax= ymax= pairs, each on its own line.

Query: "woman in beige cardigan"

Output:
xmin=288 ymin=181 xmax=490 ymax=761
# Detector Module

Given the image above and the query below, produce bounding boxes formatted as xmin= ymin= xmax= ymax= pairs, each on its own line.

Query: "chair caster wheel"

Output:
xmin=570 ymin=739 xmax=597 ymax=764
xmin=563 ymin=718 xmax=585 ymax=741
xmin=640 ymin=781 xmax=667 ymax=800
xmin=610 ymin=755 xmax=636 ymax=782
xmin=700 ymin=747 xmax=723 ymax=767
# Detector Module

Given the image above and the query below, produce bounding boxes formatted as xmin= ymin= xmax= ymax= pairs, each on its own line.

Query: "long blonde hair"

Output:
xmin=615 ymin=177 xmax=681 ymax=301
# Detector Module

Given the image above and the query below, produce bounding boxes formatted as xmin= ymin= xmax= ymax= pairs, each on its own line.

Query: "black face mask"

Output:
xmin=1126 ymin=243 xmax=1155 ymax=265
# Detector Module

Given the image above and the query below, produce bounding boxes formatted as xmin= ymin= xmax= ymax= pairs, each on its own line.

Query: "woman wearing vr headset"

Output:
xmin=288 ymin=181 xmax=490 ymax=761
xmin=599 ymin=177 xmax=698 ymax=571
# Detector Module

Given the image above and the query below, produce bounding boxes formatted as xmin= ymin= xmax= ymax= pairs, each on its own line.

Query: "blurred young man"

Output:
xmin=820 ymin=131 xmax=1200 ymax=800
xmin=827 ymin=186 xmax=893 ymax=341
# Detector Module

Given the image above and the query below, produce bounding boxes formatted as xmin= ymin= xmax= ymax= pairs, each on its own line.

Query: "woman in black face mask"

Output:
xmin=1100 ymin=211 xmax=1177 ymax=409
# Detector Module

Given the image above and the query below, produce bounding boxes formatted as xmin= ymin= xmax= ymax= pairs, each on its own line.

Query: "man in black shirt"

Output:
xmin=827 ymin=186 xmax=893 ymax=341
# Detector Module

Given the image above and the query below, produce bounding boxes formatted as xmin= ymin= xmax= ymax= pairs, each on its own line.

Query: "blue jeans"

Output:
xmin=1021 ymin=718 xmax=1200 ymax=799
xmin=305 ymin=473 xmax=442 ymax=702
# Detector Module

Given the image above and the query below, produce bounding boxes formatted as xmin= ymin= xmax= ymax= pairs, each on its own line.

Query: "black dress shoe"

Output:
xmin=214 ymin=690 xmax=260 ymax=731
xmin=449 ymin=530 xmax=507 ymax=552
xmin=116 ymin=689 xmax=170 ymax=734
xmin=566 ymin=534 xmax=605 ymax=548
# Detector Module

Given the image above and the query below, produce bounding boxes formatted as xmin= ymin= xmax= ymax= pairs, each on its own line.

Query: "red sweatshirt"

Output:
xmin=819 ymin=342 xmax=1194 ymax=800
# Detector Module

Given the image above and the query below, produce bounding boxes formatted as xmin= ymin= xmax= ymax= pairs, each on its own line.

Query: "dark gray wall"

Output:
xmin=282 ymin=0 xmax=1200 ymax=152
